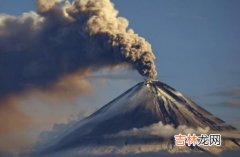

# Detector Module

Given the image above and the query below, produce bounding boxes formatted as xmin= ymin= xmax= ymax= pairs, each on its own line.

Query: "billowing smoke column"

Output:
xmin=0 ymin=0 xmax=157 ymax=98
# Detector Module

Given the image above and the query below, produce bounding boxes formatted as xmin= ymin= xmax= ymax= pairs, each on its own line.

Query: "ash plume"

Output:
xmin=0 ymin=0 xmax=157 ymax=99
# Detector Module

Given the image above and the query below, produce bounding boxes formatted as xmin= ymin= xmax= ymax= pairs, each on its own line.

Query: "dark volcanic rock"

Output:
xmin=41 ymin=81 xmax=238 ymax=154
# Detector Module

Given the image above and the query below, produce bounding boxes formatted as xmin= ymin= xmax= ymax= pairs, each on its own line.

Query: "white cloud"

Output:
xmin=110 ymin=122 xmax=210 ymax=138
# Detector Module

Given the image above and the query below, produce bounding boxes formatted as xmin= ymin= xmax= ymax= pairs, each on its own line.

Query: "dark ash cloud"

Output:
xmin=0 ymin=0 xmax=157 ymax=153
xmin=0 ymin=0 xmax=157 ymax=99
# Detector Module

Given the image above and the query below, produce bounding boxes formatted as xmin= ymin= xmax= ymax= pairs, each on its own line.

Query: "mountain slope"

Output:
xmin=39 ymin=80 xmax=239 ymax=155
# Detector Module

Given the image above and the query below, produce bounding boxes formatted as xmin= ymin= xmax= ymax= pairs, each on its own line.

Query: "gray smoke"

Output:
xmin=0 ymin=0 xmax=157 ymax=98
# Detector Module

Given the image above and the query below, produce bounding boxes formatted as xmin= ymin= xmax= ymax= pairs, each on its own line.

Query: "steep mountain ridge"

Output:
xmin=39 ymin=80 xmax=239 ymax=155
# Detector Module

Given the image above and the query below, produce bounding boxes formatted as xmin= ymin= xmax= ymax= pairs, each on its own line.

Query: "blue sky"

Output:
xmin=1 ymin=0 xmax=240 ymax=127
xmin=114 ymin=0 xmax=240 ymax=125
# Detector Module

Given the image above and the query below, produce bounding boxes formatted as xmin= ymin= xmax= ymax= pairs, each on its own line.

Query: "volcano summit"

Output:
xmin=39 ymin=80 xmax=240 ymax=156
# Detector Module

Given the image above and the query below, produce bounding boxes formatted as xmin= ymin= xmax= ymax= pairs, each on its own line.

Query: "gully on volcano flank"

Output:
xmin=37 ymin=80 xmax=240 ymax=156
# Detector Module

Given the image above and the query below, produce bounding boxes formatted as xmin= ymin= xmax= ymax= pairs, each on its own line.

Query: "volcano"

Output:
xmin=39 ymin=80 xmax=240 ymax=155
